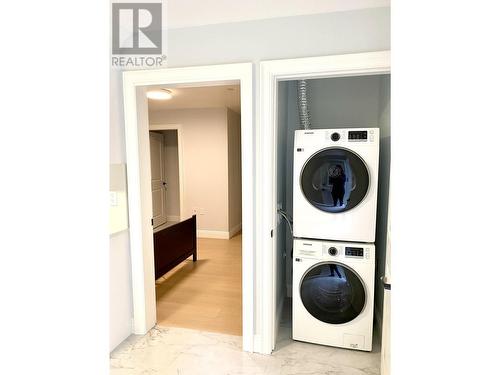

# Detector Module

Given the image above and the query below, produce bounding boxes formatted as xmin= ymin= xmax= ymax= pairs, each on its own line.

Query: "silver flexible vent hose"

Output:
xmin=277 ymin=209 xmax=293 ymax=236
xmin=297 ymin=79 xmax=311 ymax=130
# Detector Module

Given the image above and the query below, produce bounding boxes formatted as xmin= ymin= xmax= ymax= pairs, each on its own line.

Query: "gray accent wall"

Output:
xmin=275 ymin=81 xmax=292 ymax=331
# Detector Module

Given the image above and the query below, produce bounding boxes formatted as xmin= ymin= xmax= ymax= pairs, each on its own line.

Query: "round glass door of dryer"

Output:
xmin=300 ymin=262 xmax=366 ymax=324
xmin=300 ymin=147 xmax=369 ymax=213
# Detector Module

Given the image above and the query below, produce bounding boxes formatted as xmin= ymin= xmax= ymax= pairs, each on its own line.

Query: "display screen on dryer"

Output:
xmin=345 ymin=247 xmax=364 ymax=257
xmin=348 ymin=131 xmax=368 ymax=140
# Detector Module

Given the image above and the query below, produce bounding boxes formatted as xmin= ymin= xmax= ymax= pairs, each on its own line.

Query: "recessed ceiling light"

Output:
xmin=147 ymin=89 xmax=173 ymax=100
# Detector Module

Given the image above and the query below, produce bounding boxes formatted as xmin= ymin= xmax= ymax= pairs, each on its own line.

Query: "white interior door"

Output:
xmin=150 ymin=132 xmax=167 ymax=228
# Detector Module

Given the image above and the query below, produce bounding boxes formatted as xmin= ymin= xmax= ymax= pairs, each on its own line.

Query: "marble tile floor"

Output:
xmin=110 ymin=300 xmax=381 ymax=375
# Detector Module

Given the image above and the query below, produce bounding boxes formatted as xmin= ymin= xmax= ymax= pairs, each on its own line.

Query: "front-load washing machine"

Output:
xmin=293 ymin=238 xmax=375 ymax=351
xmin=293 ymin=128 xmax=379 ymax=242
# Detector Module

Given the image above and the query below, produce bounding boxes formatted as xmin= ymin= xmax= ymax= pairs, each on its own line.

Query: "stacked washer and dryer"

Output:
xmin=292 ymin=127 xmax=380 ymax=351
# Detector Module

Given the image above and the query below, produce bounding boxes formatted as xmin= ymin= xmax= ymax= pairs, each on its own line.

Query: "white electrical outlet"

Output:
xmin=193 ymin=207 xmax=206 ymax=215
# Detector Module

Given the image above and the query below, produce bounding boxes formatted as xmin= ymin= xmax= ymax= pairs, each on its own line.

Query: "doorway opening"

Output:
xmin=257 ymin=51 xmax=390 ymax=355
xmin=273 ymin=74 xmax=391 ymax=353
xmin=149 ymin=128 xmax=182 ymax=231
xmin=122 ymin=63 xmax=254 ymax=352
xmin=148 ymin=84 xmax=243 ymax=336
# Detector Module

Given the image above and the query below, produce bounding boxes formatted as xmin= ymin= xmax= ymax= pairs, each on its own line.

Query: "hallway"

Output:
xmin=155 ymin=234 xmax=242 ymax=336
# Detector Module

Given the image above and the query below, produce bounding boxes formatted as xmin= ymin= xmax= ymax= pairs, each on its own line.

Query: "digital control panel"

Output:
xmin=345 ymin=247 xmax=364 ymax=258
xmin=348 ymin=130 xmax=368 ymax=141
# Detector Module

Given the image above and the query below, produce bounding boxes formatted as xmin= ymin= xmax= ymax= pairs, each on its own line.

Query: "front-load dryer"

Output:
xmin=292 ymin=238 xmax=375 ymax=351
xmin=293 ymin=128 xmax=379 ymax=242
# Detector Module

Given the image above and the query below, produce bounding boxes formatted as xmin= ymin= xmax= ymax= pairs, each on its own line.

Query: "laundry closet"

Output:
xmin=274 ymin=74 xmax=391 ymax=350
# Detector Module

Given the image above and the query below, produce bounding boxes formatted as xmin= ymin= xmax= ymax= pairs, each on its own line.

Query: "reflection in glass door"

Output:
xmin=300 ymin=262 xmax=366 ymax=324
xmin=301 ymin=148 xmax=369 ymax=213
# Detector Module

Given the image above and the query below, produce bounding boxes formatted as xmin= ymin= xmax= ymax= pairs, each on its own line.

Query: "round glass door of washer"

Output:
xmin=300 ymin=262 xmax=366 ymax=324
xmin=300 ymin=148 xmax=369 ymax=213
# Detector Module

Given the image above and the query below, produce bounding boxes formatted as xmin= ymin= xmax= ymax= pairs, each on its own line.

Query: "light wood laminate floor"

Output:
xmin=155 ymin=234 xmax=242 ymax=336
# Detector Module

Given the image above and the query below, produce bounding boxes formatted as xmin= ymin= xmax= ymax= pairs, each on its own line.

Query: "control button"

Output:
xmin=331 ymin=132 xmax=340 ymax=142
xmin=328 ymin=247 xmax=338 ymax=256
xmin=370 ymin=130 xmax=374 ymax=134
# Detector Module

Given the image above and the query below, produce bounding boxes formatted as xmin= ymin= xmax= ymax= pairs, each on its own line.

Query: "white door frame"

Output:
xmin=257 ymin=51 xmax=391 ymax=354
xmin=149 ymin=124 xmax=185 ymax=223
xmin=122 ymin=63 xmax=255 ymax=352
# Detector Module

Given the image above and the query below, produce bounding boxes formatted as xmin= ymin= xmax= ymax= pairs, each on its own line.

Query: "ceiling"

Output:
xmin=147 ymin=85 xmax=241 ymax=113
xmin=168 ymin=0 xmax=390 ymax=29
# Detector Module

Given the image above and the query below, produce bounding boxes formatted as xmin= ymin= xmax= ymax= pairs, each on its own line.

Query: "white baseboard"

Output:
xmin=166 ymin=215 xmax=180 ymax=222
xmin=229 ymin=223 xmax=242 ymax=238
xmin=197 ymin=230 xmax=230 ymax=239
xmin=197 ymin=224 xmax=242 ymax=239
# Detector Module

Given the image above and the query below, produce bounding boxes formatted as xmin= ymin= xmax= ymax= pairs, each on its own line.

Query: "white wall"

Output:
xmin=149 ymin=108 xmax=230 ymax=233
xmin=109 ymin=231 xmax=132 ymax=351
xmin=109 ymin=7 xmax=390 ymax=351
xmin=110 ymin=64 xmax=133 ymax=352
xmin=167 ymin=1 xmax=390 ymax=29
xmin=227 ymin=109 xmax=242 ymax=234
xmin=166 ymin=8 xmax=390 ymax=67
xmin=163 ymin=130 xmax=180 ymax=221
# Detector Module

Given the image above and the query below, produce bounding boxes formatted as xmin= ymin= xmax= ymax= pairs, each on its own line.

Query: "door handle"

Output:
xmin=162 ymin=181 xmax=167 ymax=187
